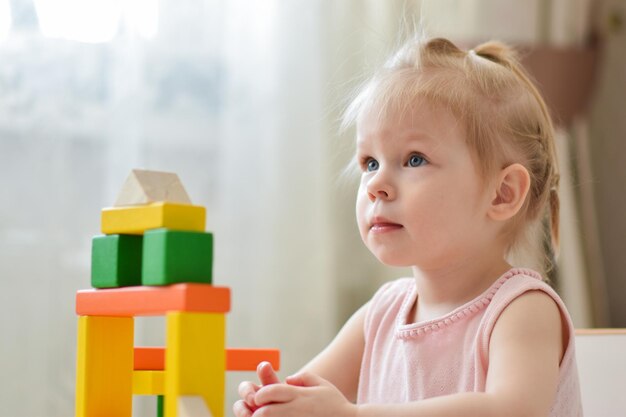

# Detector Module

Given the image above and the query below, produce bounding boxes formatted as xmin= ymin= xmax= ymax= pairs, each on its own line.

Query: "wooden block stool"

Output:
xmin=75 ymin=283 xmax=279 ymax=417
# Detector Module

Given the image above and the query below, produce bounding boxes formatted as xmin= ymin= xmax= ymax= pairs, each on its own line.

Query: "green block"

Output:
xmin=91 ymin=234 xmax=143 ymax=288
xmin=142 ymin=229 xmax=213 ymax=286
xmin=157 ymin=395 xmax=163 ymax=417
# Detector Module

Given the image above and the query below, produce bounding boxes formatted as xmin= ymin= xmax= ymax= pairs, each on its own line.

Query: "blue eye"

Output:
xmin=366 ymin=158 xmax=379 ymax=172
xmin=408 ymin=154 xmax=427 ymax=167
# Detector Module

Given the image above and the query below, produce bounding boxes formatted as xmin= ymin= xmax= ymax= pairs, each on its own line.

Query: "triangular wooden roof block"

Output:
xmin=114 ymin=169 xmax=192 ymax=207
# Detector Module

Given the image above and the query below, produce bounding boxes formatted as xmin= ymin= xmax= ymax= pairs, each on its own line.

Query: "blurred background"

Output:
xmin=0 ymin=0 xmax=624 ymax=416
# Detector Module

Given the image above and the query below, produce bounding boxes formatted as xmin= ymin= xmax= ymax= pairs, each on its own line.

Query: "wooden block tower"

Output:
xmin=75 ymin=169 xmax=280 ymax=417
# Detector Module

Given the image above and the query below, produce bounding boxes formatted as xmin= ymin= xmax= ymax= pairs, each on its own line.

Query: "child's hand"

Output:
xmin=233 ymin=361 xmax=281 ymax=417
xmin=251 ymin=371 xmax=357 ymax=417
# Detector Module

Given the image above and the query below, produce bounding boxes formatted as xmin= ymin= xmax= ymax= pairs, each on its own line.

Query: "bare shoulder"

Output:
xmin=491 ymin=290 xmax=565 ymax=357
xmin=495 ymin=290 xmax=563 ymax=338
xmin=486 ymin=290 xmax=565 ymax=414
xmin=500 ymin=289 xmax=562 ymax=320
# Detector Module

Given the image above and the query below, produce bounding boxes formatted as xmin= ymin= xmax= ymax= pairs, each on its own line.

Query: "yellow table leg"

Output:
xmin=75 ymin=316 xmax=134 ymax=417
xmin=165 ymin=312 xmax=225 ymax=417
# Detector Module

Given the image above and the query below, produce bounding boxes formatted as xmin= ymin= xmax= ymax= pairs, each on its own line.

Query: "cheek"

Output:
xmin=355 ymin=190 xmax=369 ymax=233
xmin=405 ymin=189 xmax=460 ymax=239
xmin=418 ymin=186 xmax=485 ymax=239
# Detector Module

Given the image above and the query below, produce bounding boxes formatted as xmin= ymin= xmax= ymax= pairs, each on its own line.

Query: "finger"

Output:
xmin=232 ymin=400 xmax=253 ymax=417
xmin=238 ymin=381 xmax=261 ymax=397
xmin=285 ymin=374 xmax=305 ymax=386
xmin=238 ymin=381 xmax=261 ymax=407
xmin=285 ymin=371 xmax=327 ymax=388
xmin=251 ymin=401 xmax=292 ymax=417
xmin=254 ymin=383 xmax=298 ymax=406
xmin=257 ymin=361 xmax=281 ymax=386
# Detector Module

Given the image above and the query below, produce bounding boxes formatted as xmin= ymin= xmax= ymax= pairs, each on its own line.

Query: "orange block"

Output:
xmin=133 ymin=347 xmax=280 ymax=371
xmin=76 ymin=283 xmax=230 ymax=317
xmin=135 ymin=347 xmax=165 ymax=370
xmin=227 ymin=349 xmax=281 ymax=371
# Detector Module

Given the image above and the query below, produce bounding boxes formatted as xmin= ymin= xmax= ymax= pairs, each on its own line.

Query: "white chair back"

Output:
xmin=575 ymin=329 xmax=626 ymax=417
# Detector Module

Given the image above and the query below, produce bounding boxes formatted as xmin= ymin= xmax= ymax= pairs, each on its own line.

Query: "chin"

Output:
xmin=372 ymin=251 xmax=414 ymax=268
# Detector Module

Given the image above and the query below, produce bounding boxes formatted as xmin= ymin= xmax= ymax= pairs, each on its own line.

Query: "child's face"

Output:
xmin=355 ymin=101 xmax=496 ymax=269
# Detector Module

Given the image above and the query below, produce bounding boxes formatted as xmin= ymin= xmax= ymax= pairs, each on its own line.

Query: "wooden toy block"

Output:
xmin=165 ymin=312 xmax=225 ymax=417
xmin=135 ymin=346 xmax=165 ymax=370
xmin=134 ymin=347 xmax=281 ymax=372
xmin=114 ymin=169 xmax=191 ymax=207
xmin=133 ymin=370 xmax=165 ymax=395
xmin=76 ymin=283 xmax=230 ymax=317
xmin=91 ymin=234 xmax=143 ymax=288
xmin=157 ymin=396 xmax=164 ymax=417
xmin=142 ymin=229 xmax=213 ymax=286
xmin=101 ymin=202 xmax=205 ymax=235
xmin=178 ymin=396 xmax=214 ymax=417
xmin=226 ymin=348 xmax=281 ymax=371
xmin=75 ymin=316 xmax=134 ymax=417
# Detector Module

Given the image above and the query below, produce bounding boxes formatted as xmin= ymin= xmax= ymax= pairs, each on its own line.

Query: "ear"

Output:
xmin=487 ymin=163 xmax=531 ymax=221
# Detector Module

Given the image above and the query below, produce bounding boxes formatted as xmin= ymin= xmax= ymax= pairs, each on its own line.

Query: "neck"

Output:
xmin=410 ymin=246 xmax=511 ymax=323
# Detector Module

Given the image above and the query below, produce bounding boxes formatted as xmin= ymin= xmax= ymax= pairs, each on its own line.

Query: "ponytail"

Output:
xmin=549 ymin=182 xmax=560 ymax=256
xmin=472 ymin=41 xmax=520 ymax=65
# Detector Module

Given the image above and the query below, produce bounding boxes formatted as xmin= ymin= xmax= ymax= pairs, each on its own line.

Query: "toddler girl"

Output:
xmin=233 ymin=37 xmax=582 ymax=417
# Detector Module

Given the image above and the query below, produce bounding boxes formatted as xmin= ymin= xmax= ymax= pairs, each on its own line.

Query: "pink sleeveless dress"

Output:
xmin=357 ymin=268 xmax=582 ymax=417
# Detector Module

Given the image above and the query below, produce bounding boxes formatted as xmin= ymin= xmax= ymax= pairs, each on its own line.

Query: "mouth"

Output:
xmin=369 ymin=217 xmax=403 ymax=233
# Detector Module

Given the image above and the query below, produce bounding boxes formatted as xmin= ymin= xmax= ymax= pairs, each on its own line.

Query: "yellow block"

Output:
xmin=75 ymin=316 xmax=134 ymax=417
xmin=101 ymin=202 xmax=206 ymax=235
xmin=133 ymin=370 xmax=165 ymax=395
xmin=165 ymin=312 xmax=225 ymax=417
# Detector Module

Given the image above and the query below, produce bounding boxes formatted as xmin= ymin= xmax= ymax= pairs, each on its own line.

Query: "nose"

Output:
xmin=366 ymin=170 xmax=395 ymax=202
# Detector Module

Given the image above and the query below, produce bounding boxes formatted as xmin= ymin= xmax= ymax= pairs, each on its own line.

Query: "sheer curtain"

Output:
xmin=0 ymin=1 xmax=368 ymax=415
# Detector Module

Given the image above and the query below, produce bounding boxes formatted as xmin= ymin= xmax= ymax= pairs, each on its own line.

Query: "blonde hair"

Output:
xmin=344 ymin=37 xmax=560 ymax=273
